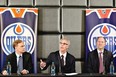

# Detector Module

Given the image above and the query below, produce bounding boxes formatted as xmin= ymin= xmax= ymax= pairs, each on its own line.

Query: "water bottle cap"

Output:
xmin=8 ymin=62 xmax=10 ymax=64
xmin=111 ymin=61 xmax=113 ymax=64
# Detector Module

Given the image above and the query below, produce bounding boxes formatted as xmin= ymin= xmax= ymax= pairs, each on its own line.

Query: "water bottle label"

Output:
xmin=51 ymin=62 xmax=56 ymax=76
xmin=51 ymin=68 xmax=55 ymax=76
xmin=7 ymin=65 xmax=11 ymax=75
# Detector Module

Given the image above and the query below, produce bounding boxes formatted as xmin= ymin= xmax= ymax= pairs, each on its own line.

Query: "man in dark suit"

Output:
xmin=2 ymin=39 xmax=33 ymax=75
xmin=87 ymin=36 xmax=113 ymax=74
xmin=40 ymin=37 xmax=75 ymax=74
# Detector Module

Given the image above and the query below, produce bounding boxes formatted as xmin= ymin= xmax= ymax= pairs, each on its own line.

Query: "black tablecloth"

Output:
xmin=0 ymin=73 xmax=116 ymax=77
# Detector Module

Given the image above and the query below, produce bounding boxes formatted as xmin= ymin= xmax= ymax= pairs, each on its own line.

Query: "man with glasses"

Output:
xmin=40 ymin=37 xmax=76 ymax=74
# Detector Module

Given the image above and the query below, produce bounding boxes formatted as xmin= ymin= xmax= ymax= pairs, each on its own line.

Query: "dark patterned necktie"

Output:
xmin=61 ymin=55 xmax=64 ymax=67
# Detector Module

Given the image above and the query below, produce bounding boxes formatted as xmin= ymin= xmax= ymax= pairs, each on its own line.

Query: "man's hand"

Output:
xmin=2 ymin=70 xmax=8 ymax=75
xmin=40 ymin=59 xmax=46 ymax=69
xmin=21 ymin=69 xmax=29 ymax=75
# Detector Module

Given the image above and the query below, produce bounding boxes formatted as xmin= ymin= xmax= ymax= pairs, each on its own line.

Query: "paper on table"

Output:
xmin=65 ymin=73 xmax=78 ymax=76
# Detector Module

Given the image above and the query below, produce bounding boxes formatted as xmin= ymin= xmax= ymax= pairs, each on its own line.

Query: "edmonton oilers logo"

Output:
xmin=1 ymin=22 xmax=36 ymax=55
xmin=88 ymin=23 xmax=116 ymax=57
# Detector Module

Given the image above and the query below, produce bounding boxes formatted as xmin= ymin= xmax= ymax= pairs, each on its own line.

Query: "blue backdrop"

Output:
xmin=0 ymin=8 xmax=38 ymax=73
xmin=86 ymin=9 xmax=116 ymax=71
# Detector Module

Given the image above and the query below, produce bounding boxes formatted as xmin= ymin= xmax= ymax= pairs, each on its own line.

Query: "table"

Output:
xmin=0 ymin=73 xmax=116 ymax=77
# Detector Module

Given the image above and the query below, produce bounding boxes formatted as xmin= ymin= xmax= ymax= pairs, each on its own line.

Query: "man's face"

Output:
xmin=15 ymin=42 xmax=25 ymax=53
xmin=96 ymin=37 xmax=106 ymax=50
xmin=59 ymin=39 xmax=69 ymax=53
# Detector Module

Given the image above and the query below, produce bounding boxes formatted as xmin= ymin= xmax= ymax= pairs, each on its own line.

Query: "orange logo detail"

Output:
xmin=102 ymin=25 xmax=108 ymax=34
xmin=11 ymin=8 xmax=25 ymax=18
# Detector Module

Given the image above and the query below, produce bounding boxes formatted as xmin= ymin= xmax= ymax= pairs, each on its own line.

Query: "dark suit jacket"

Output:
xmin=43 ymin=51 xmax=75 ymax=73
xmin=3 ymin=52 xmax=33 ymax=73
xmin=87 ymin=49 xmax=113 ymax=73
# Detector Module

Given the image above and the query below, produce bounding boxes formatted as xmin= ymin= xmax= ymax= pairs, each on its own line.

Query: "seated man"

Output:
xmin=40 ymin=37 xmax=76 ymax=74
xmin=2 ymin=39 xmax=33 ymax=75
xmin=87 ymin=36 xmax=113 ymax=74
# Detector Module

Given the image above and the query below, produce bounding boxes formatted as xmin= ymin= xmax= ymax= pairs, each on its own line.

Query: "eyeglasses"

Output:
xmin=60 ymin=42 xmax=68 ymax=45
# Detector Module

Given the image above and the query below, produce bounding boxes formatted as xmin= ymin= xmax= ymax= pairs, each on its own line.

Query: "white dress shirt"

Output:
xmin=15 ymin=52 xmax=22 ymax=66
xmin=97 ymin=49 xmax=104 ymax=62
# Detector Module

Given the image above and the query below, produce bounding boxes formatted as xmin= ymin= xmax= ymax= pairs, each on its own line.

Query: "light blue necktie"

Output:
xmin=17 ymin=56 xmax=23 ymax=74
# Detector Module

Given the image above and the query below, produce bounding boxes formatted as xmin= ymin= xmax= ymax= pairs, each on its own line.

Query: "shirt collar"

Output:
xmin=15 ymin=52 xmax=22 ymax=58
xmin=97 ymin=49 xmax=104 ymax=54
xmin=59 ymin=51 xmax=67 ymax=58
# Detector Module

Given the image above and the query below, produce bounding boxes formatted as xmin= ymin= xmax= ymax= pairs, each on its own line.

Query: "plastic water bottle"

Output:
xmin=7 ymin=62 xmax=11 ymax=75
xmin=110 ymin=61 xmax=114 ymax=74
xmin=51 ymin=62 xmax=56 ymax=76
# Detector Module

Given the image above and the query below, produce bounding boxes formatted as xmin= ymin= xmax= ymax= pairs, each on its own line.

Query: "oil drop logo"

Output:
xmin=88 ymin=23 xmax=116 ymax=57
xmin=1 ymin=22 xmax=36 ymax=55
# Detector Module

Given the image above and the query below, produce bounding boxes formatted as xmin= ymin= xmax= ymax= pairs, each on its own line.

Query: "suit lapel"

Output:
xmin=94 ymin=49 xmax=99 ymax=70
xmin=66 ymin=53 xmax=69 ymax=66
xmin=103 ymin=49 xmax=107 ymax=66
xmin=12 ymin=52 xmax=17 ymax=71
xmin=56 ymin=51 xmax=61 ymax=66
xmin=22 ymin=53 xmax=26 ymax=68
